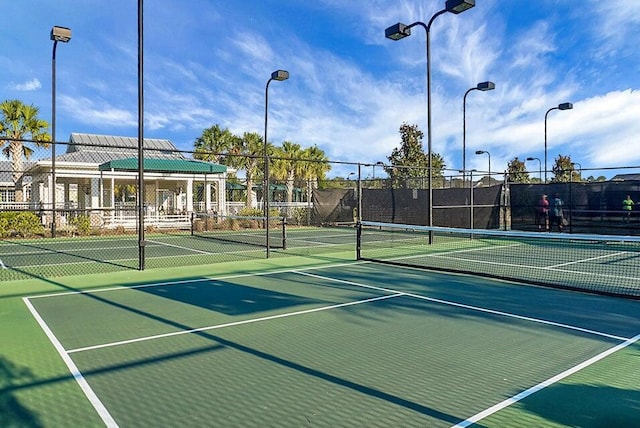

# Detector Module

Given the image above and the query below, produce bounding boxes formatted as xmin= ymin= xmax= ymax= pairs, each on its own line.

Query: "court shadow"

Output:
xmin=140 ymin=279 xmax=320 ymax=315
xmin=0 ymin=356 xmax=43 ymax=428
xmin=520 ymin=382 xmax=640 ymax=427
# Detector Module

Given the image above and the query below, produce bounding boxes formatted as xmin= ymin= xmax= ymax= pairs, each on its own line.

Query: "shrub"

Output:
xmin=70 ymin=215 xmax=91 ymax=236
xmin=0 ymin=211 xmax=45 ymax=238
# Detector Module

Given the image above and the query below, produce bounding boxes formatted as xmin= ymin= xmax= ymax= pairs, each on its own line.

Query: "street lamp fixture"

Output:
xmin=51 ymin=25 xmax=72 ymax=238
xmin=385 ymin=0 xmax=475 ymax=241
xmin=544 ymin=102 xmax=573 ymax=183
xmin=572 ymin=162 xmax=582 ymax=181
xmin=373 ymin=161 xmax=384 ymax=179
xmin=264 ymin=69 xmax=289 ymax=257
xmin=526 ymin=156 xmax=542 ymax=182
xmin=463 ymin=81 xmax=495 ymax=184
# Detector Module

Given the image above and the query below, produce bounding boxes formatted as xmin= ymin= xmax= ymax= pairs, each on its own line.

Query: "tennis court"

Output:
xmin=20 ymin=261 xmax=640 ymax=427
xmin=0 ymin=224 xmax=358 ymax=279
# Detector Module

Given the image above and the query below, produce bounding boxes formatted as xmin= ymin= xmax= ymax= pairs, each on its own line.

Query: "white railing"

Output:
xmin=103 ymin=214 xmax=191 ymax=230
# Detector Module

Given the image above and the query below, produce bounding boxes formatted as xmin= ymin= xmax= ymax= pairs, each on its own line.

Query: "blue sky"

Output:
xmin=2 ymin=0 xmax=639 ymax=178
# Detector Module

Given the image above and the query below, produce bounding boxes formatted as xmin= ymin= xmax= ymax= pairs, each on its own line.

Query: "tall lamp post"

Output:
xmin=386 ymin=0 xmax=475 ymax=241
xmin=544 ymin=102 xmax=572 ymax=183
xmin=463 ymin=81 xmax=495 ymax=184
xmin=50 ymin=26 xmax=71 ymax=238
xmin=373 ymin=161 xmax=384 ymax=179
xmin=526 ymin=157 xmax=541 ymax=182
xmin=475 ymin=150 xmax=490 ymax=184
xmin=264 ymin=69 xmax=289 ymax=257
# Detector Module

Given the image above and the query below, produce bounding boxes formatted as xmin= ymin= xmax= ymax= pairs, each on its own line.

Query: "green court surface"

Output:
xmin=2 ymin=248 xmax=639 ymax=428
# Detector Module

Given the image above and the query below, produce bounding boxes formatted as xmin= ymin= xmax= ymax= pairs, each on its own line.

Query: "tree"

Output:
xmin=271 ymin=141 xmax=304 ymax=208
xmin=386 ymin=123 xmax=444 ymax=188
xmin=551 ymin=155 xmax=580 ymax=183
xmin=235 ymin=132 xmax=264 ymax=208
xmin=0 ymin=100 xmax=51 ymax=202
xmin=299 ymin=145 xmax=330 ymax=188
xmin=193 ymin=124 xmax=240 ymax=164
xmin=506 ymin=157 xmax=530 ymax=183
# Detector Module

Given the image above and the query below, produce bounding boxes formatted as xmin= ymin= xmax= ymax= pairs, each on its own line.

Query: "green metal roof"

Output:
xmin=98 ymin=158 xmax=226 ymax=174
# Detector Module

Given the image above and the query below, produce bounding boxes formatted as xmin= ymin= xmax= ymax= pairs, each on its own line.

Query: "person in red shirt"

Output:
xmin=537 ymin=194 xmax=549 ymax=231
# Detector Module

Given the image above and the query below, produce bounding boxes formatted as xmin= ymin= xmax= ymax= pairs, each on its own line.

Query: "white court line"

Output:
xmin=145 ymin=239 xmax=212 ymax=254
xmin=67 ymin=292 xmax=404 ymax=354
xmin=294 ymin=271 xmax=630 ymax=341
xmin=419 ymin=252 xmax=639 ymax=283
xmin=451 ymin=332 xmax=640 ymax=427
xmin=27 ymin=260 xmax=366 ymax=299
xmin=548 ymin=251 xmax=627 ymax=268
xmin=23 ymin=297 xmax=119 ymax=428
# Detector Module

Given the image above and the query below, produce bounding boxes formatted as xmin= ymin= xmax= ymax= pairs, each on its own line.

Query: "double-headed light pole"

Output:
xmin=385 ymin=0 xmax=475 ymax=241
xmin=544 ymin=102 xmax=572 ymax=183
xmin=264 ymin=69 xmax=289 ymax=257
xmin=51 ymin=25 xmax=72 ymax=238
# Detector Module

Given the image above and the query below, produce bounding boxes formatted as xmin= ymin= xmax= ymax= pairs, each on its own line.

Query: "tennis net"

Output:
xmin=357 ymin=220 xmax=640 ymax=299
xmin=191 ymin=213 xmax=285 ymax=249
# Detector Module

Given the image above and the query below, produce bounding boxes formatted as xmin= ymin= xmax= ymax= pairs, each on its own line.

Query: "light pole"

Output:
xmin=526 ymin=157 xmax=542 ymax=182
xmin=572 ymin=162 xmax=582 ymax=180
xmin=463 ymin=81 xmax=494 ymax=184
xmin=51 ymin=25 xmax=71 ymax=238
xmin=373 ymin=161 xmax=384 ymax=179
xmin=544 ymin=102 xmax=572 ymax=183
xmin=264 ymin=69 xmax=289 ymax=257
xmin=386 ymin=0 xmax=475 ymax=241
xmin=475 ymin=150 xmax=490 ymax=184
xmin=458 ymin=168 xmax=476 ymax=229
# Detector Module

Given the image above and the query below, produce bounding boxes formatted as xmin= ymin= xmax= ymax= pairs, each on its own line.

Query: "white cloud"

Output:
xmin=59 ymin=95 xmax=137 ymax=128
xmin=13 ymin=78 xmax=41 ymax=91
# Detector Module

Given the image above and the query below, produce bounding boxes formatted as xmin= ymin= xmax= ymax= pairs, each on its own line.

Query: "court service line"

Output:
xmin=22 ymin=297 xmax=119 ymax=428
xmin=424 ymin=252 xmax=638 ymax=283
xmin=294 ymin=271 xmax=630 ymax=341
xmin=547 ymin=251 xmax=627 ymax=268
xmin=145 ymin=239 xmax=212 ymax=254
xmin=28 ymin=260 xmax=366 ymax=299
xmin=451 ymin=332 xmax=640 ymax=428
xmin=66 ymin=292 xmax=404 ymax=354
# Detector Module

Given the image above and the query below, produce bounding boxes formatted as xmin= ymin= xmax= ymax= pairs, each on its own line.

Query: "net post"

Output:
xmin=282 ymin=216 xmax=287 ymax=250
xmin=356 ymin=221 xmax=362 ymax=260
xmin=190 ymin=212 xmax=195 ymax=236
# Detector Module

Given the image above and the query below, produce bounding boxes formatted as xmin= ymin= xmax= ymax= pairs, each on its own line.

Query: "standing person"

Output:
xmin=549 ymin=194 xmax=564 ymax=232
xmin=537 ymin=194 xmax=549 ymax=231
xmin=622 ymin=194 xmax=634 ymax=223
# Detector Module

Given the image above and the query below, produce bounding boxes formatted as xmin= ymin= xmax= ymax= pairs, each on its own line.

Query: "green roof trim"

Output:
xmin=98 ymin=158 xmax=226 ymax=174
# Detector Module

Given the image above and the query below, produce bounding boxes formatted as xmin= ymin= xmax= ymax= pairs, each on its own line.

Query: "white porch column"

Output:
xmin=90 ymin=178 xmax=100 ymax=208
xmin=217 ymin=176 xmax=226 ymax=216
xmin=110 ymin=175 xmax=115 ymax=209
xmin=186 ymin=178 xmax=194 ymax=213
xmin=205 ymin=175 xmax=212 ymax=212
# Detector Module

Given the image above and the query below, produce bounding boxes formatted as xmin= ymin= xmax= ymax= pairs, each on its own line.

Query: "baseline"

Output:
xmin=451 ymin=332 xmax=640 ymax=427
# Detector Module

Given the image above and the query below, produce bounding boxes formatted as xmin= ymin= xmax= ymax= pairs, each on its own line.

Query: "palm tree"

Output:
xmin=0 ymin=100 xmax=51 ymax=202
xmin=271 ymin=141 xmax=304 ymax=212
xmin=236 ymin=132 xmax=264 ymax=208
xmin=300 ymin=145 xmax=330 ymax=197
xmin=193 ymin=124 xmax=239 ymax=164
